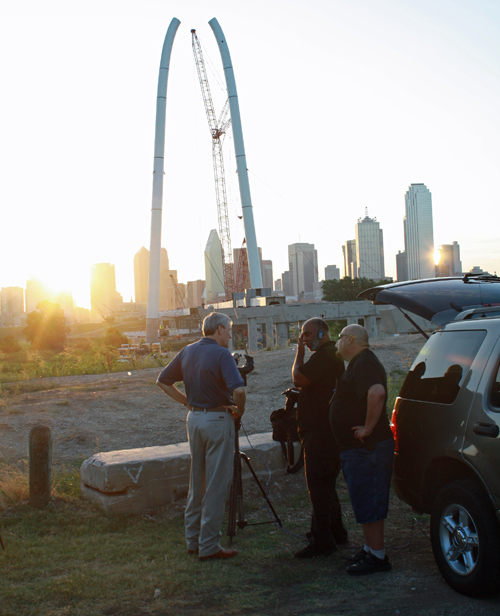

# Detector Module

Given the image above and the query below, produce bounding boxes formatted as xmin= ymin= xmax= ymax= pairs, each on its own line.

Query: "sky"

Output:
xmin=1 ymin=0 xmax=499 ymax=309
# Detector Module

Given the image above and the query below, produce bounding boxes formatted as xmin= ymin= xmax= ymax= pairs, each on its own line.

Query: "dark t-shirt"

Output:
xmin=296 ymin=341 xmax=345 ymax=432
xmin=329 ymin=349 xmax=392 ymax=450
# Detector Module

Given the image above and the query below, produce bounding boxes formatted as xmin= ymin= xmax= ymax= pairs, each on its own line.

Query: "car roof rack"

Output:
xmin=462 ymin=273 xmax=500 ymax=283
xmin=454 ymin=306 xmax=500 ymax=321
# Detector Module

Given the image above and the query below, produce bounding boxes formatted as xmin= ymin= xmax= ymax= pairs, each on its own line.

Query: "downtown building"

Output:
xmin=355 ymin=213 xmax=385 ymax=280
xmin=437 ymin=241 xmax=462 ymax=277
xmin=133 ymin=246 xmax=178 ymax=311
xmin=404 ymin=183 xmax=435 ymax=280
xmin=288 ymin=243 xmax=318 ymax=297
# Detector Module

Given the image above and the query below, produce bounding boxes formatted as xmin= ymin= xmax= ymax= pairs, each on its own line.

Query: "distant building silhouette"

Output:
xmin=396 ymin=250 xmax=408 ymax=282
xmin=134 ymin=246 xmax=177 ymax=310
xmin=204 ymin=230 xmax=225 ymax=302
xmin=288 ymin=243 xmax=318 ymax=296
xmin=404 ymin=183 xmax=435 ymax=279
xmin=342 ymin=240 xmax=357 ymax=278
xmin=187 ymin=280 xmax=206 ymax=307
xmin=281 ymin=270 xmax=292 ymax=296
xmin=261 ymin=259 xmax=273 ymax=290
xmin=325 ymin=265 xmax=340 ymax=281
xmin=437 ymin=242 xmax=462 ymax=277
xmin=355 ymin=212 xmax=385 ymax=281
xmin=134 ymin=247 xmax=150 ymax=304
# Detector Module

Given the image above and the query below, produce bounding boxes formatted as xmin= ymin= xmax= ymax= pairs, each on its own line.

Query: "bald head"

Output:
xmin=336 ymin=324 xmax=369 ymax=361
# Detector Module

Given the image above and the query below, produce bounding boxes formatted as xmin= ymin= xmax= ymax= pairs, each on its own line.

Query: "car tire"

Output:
xmin=430 ymin=480 xmax=500 ymax=597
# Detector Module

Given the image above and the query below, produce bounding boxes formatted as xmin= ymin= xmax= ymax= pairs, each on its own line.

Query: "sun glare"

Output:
xmin=434 ymin=249 xmax=441 ymax=265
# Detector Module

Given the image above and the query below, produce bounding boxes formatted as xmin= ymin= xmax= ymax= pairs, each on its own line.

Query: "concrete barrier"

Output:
xmin=80 ymin=432 xmax=299 ymax=516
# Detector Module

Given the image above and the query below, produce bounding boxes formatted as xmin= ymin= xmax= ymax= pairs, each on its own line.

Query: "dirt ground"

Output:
xmin=2 ymin=334 xmax=500 ymax=614
xmin=0 ymin=335 xmax=424 ymax=465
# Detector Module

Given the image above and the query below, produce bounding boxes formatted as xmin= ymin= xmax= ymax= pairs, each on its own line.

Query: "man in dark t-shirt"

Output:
xmin=292 ymin=318 xmax=347 ymax=558
xmin=330 ymin=324 xmax=394 ymax=575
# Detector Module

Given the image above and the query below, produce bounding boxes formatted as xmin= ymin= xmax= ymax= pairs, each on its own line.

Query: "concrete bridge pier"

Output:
xmin=264 ymin=317 xmax=274 ymax=350
xmin=247 ymin=317 xmax=258 ymax=352
xmin=276 ymin=323 xmax=289 ymax=348
xmin=364 ymin=315 xmax=378 ymax=339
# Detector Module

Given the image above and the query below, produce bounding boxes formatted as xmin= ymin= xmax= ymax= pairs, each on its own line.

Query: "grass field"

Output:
xmin=0 ymin=444 xmax=426 ymax=616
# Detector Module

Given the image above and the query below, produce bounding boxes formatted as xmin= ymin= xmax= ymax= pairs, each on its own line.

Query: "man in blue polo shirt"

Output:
xmin=157 ymin=312 xmax=246 ymax=561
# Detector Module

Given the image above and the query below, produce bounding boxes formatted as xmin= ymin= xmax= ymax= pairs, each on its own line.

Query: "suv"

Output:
xmin=360 ymin=275 xmax=500 ymax=597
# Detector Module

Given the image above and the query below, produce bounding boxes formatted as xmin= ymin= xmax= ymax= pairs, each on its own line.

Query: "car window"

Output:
xmin=491 ymin=363 xmax=500 ymax=409
xmin=400 ymin=330 xmax=486 ymax=404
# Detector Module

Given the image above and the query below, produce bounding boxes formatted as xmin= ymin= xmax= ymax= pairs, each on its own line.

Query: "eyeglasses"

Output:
xmin=337 ymin=334 xmax=356 ymax=342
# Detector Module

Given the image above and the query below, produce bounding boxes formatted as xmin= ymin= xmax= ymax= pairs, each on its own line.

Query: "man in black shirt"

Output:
xmin=330 ymin=324 xmax=394 ymax=575
xmin=292 ymin=318 xmax=347 ymax=558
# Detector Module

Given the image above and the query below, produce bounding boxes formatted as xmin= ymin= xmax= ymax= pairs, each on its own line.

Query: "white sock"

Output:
xmin=370 ymin=547 xmax=386 ymax=560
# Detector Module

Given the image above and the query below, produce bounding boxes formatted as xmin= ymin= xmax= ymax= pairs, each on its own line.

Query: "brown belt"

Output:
xmin=190 ymin=406 xmax=229 ymax=413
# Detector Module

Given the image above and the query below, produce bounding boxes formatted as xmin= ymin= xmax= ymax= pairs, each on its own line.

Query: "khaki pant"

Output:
xmin=185 ymin=410 xmax=235 ymax=557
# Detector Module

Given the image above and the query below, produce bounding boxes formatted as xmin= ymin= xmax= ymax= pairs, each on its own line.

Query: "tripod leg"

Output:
xmin=240 ymin=453 xmax=283 ymax=527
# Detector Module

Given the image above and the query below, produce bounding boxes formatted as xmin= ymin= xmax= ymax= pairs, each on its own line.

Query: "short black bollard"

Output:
xmin=29 ymin=425 xmax=52 ymax=508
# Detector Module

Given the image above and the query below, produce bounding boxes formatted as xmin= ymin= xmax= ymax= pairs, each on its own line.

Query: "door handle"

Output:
xmin=473 ymin=423 xmax=500 ymax=438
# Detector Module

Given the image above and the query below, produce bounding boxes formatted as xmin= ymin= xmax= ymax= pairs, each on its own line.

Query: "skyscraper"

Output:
xmin=134 ymin=246 xmax=177 ymax=309
xmin=355 ymin=213 xmax=385 ymax=280
xmin=396 ymin=250 xmax=407 ymax=282
xmin=342 ymin=240 xmax=357 ymax=278
xmin=404 ymin=183 xmax=435 ymax=280
xmin=261 ymin=260 xmax=273 ymax=289
xmin=187 ymin=280 xmax=206 ymax=307
xmin=134 ymin=246 xmax=150 ymax=304
xmin=288 ymin=243 xmax=318 ymax=296
xmin=204 ymin=230 xmax=225 ymax=302
xmin=437 ymin=241 xmax=462 ymax=277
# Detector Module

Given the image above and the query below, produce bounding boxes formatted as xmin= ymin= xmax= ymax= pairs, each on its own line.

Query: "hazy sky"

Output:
xmin=1 ymin=0 xmax=499 ymax=308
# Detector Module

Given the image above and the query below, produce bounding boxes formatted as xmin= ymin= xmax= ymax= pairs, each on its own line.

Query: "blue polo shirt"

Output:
xmin=158 ymin=337 xmax=245 ymax=408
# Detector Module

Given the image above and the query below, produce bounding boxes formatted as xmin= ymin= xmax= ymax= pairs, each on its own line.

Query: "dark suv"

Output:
xmin=360 ymin=275 xmax=500 ymax=597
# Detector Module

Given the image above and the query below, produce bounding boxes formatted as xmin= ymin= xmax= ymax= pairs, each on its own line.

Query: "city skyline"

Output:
xmin=1 ymin=1 xmax=499 ymax=305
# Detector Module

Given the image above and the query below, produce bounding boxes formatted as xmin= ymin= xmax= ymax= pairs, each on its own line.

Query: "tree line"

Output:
xmin=321 ymin=277 xmax=391 ymax=302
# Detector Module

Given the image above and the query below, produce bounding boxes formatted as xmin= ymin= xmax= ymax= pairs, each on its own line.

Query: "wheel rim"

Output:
xmin=439 ymin=503 xmax=479 ymax=576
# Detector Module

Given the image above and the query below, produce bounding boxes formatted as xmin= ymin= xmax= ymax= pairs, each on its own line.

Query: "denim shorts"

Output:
xmin=340 ymin=438 xmax=395 ymax=524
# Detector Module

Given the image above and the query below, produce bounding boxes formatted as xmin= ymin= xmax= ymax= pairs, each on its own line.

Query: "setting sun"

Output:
xmin=434 ymin=249 xmax=441 ymax=265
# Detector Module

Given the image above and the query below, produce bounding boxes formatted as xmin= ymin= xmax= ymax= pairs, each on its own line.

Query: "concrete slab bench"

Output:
xmin=80 ymin=432 xmax=299 ymax=516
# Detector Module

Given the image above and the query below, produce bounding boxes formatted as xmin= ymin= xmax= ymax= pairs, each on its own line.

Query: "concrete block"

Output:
xmin=80 ymin=432 xmax=298 ymax=516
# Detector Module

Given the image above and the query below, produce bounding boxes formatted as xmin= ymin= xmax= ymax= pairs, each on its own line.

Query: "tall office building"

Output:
xmin=404 ymin=183 xmax=435 ymax=280
xmin=281 ymin=271 xmax=293 ymax=296
xmin=90 ymin=263 xmax=117 ymax=320
xmin=134 ymin=246 xmax=150 ymax=303
xmin=325 ymin=265 xmax=340 ymax=281
xmin=437 ymin=241 xmax=462 ymax=277
xmin=134 ymin=246 xmax=177 ymax=310
xmin=342 ymin=240 xmax=357 ymax=278
xmin=204 ymin=230 xmax=225 ymax=302
xmin=261 ymin=260 xmax=273 ymax=289
xmin=288 ymin=243 xmax=318 ymax=296
xmin=396 ymin=250 xmax=408 ymax=282
xmin=355 ymin=213 xmax=385 ymax=280
xmin=187 ymin=280 xmax=205 ymax=307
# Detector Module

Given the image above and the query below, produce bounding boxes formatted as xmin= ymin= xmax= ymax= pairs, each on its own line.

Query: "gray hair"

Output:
xmin=203 ymin=312 xmax=231 ymax=336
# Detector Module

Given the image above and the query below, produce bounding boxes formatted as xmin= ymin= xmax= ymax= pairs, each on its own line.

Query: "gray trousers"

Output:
xmin=185 ymin=410 xmax=235 ymax=557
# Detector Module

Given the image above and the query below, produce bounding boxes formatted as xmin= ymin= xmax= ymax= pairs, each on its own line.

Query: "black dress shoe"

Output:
xmin=199 ymin=547 xmax=238 ymax=561
xmin=187 ymin=549 xmax=198 ymax=555
xmin=294 ymin=543 xmax=336 ymax=559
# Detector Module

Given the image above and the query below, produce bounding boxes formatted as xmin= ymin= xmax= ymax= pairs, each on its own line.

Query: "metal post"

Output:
xmin=29 ymin=425 xmax=52 ymax=509
xmin=209 ymin=18 xmax=263 ymax=290
xmin=146 ymin=18 xmax=181 ymax=343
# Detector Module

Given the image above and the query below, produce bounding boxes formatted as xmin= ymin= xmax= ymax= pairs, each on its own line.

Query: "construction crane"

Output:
xmin=191 ymin=29 xmax=235 ymax=301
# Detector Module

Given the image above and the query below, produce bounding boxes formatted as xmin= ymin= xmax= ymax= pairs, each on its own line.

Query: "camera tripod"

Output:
xmin=227 ymin=424 xmax=282 ymax=544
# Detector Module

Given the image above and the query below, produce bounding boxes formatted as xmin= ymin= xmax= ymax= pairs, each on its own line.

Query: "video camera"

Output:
xmin=232 ymin=352 xmax=254 ymax=385
xmin=269 ymin=388 xmax=304 ymax=474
